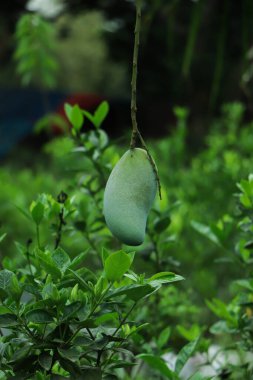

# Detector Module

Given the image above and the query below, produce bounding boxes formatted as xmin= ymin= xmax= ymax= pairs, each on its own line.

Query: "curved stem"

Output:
xmin=130 ymin=0 xmax=162 ymax=199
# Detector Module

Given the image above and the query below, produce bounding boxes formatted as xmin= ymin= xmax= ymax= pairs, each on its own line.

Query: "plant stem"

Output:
xmin=36 ymin=225 xmax=41 ymax=249
xmin=129 ymin=0 xmax=162 ymax=199
xmin=55 ymin=206 xmax=65 ymax=249
xmin=130 ymin=0 xmax=142 ymax=150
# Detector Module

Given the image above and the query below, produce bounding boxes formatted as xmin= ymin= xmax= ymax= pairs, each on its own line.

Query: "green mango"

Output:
xmin=103 ymin=148 xmax=157 ymax=246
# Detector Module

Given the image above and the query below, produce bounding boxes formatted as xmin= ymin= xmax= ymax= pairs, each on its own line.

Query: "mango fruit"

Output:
xmin=103 ymin=148 xmax=157 ymax=246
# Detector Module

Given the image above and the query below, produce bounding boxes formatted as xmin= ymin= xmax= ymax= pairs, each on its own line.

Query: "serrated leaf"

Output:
xmin=104 ymin=250 xmax=131 ymax=282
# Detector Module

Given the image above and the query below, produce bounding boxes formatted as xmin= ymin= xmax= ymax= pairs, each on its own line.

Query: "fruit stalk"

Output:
xmin=130 ymin=0 xmax=162 ymax=199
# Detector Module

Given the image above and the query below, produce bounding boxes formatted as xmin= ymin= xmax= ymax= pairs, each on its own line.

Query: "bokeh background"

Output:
xmin=1 ymin=0 xmax=253 ymax=157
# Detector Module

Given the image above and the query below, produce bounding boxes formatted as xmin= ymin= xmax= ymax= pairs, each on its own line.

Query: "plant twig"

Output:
xmin=129 ymin=0 xmax=162 ymax=199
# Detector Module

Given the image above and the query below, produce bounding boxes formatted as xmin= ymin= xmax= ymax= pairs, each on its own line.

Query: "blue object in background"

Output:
xmin=0 ymin=88 xmax=67 ymax=159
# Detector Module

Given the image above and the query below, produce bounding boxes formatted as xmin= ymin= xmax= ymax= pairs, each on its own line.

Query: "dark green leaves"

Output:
xmin=26 ymin=309 xmax=54 ymax=324
xmin=0 ymin=313 xmax=19 ymax=328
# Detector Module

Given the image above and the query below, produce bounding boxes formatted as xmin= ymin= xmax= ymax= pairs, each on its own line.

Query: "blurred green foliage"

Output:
xmin=1 ymin=101 xmax=253 ymax=378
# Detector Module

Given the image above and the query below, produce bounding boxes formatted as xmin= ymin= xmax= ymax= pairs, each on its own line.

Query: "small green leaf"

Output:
xmin=0 ymin=313 xmax=19 ymax=328
xmin=104 ymin=250 xmax=131 ymax=282
xmin=36 ymin=250 xmax=62 ymax=279
xmin=109 ymin=284 xmax=156 ymax=301
xmin=64 ymin=103 xmax=73 ymax=122
xmin=93 ymin=101 xmax=109 ymax=128
xmin=69 ymin=250 xmax=88 ymax=269
xmin=26 ymin=309 xmax=54 ymax=324
xmin=67 ymin=268 xmax=94 ymax=293
xmin=0 ymin=270 xmax=14 ymax=290
xmin=65 ymin=103 xmax=84 ymax=131
xmin=154 ymin=216 xmax=171 ymax=233
xmin=157 ymin=326 xmax=171 ymax=349
xmin=10 ymin=345 xmax=31 ymax=362
xmin=175 ymin=337 xmax=199 ymax=374
xmin=71 ymin=105 xmax=84 ymax=131
xmin=30 ymin=201 xmax=45 ymax=225
xmin=52 ymin=248 xmax=71 ymax=274
xmin=191 ymin=221 xmax=221 ymax=246
xmin=149 ymin=272 xmax=184 ymax=285
xmin=61 ymin=302 xmax=82 ymax=322
xmin=137 ymin=354 xmax=176 ymax=379
xmin=39 ymin=352 xmax=52 ymax=371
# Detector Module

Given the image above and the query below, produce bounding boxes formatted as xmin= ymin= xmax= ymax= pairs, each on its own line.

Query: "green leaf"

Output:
xmin=154 ymin=217 xmax=171 ymax=233
xmin=175 ymin=337 xmax=199 ymax=374
xmin=0 ymin=313 xmax=19 ymax=327
xmin=191 ymin=221 xmax=221 ymax=246
xmin=157 ymin=326 xmax=171 ymax=349
xmin=93 ymin=101 xmax=109 ymax=128
xmin=188 ymin=373 xmax=210 ymax=380
xmin=38 ymin=352 xmax=52 ymax=371
xmin=95 ymin=312 xmax=118 ymax=325
xmin=67 ymin=268 xmax=94 ymax=293
xmin=109 ymin=284 xmax=156 ymax=301
xmin=209 ymin=320 xmax=236 ymax=335
xmin=149 ymin=272 xmax=184 ymax=285
xmin=0 ymin=233 xmax=7 ymax=243
xmin=102 ymin=247 xmax=110 ymax=266
xmin=52 ymin=248 xmax=71 ymax=274
xmin=177 ymin=324 xmax=201 ymax=341
xmin=61 ymin=302 xmax=82 ymax=322
xmin=30 ymin=201 xmax=45 ymax=225
xmin=0 ymin=270 xmax=15 ymax=290
xmin=26 ymin=309 xmax=54 ymax=324
xmin=58 ymin=347 xmax=80 ymax=361
xmin=206 ymin=299 xmax=237 ymax=326
xmin=69 ymin=250 xmax=88 ymax=269
xmin=36 ymin=250 xmax=62 ymax=279
xmin=71 ymin=105 xmax=84 ymax=131
xmin=104 ymin=250 xmax=132 ymax=282
xmin=137 ymin=354 xmax=176 ymax=379
xmin=64 ymin=103 xmax=84 ymax=131
xmin=10 ymin=345 xmax=31 ymax=362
